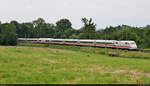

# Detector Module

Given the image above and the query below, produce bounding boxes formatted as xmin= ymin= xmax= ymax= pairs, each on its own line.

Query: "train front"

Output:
xmin=129 ymin=41 xmax=137 ymax=49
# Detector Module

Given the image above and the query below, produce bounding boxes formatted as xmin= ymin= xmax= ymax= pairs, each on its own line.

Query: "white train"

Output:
xmin=18 ymin=38 xmax=138 ymax=50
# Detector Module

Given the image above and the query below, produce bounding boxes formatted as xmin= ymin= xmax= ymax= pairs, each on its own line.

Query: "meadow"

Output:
xmin=0 ymin=44 xmax=150 ymax=84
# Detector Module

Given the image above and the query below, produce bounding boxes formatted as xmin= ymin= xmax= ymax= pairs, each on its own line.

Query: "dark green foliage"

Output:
xmin=142 ymin=25 xmax=150 ymax=48
xmin=96 ymin=25 xmax=150 ymax=48
xmin=0 ymin=23 xmax=17 ymax=45
xmin=33 ymin=18 xmax=47 ymax=38
xmin=54 ymin=19 xmax=73 ymax=38
xmin=0 ymin=18 xmax=150 ymax=48
xmin=79 ymin=18 xmax=96 ymax=39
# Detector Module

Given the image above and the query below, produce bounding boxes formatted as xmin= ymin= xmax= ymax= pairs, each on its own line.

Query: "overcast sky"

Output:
xmin=0 ymin=0 xmax=150 ymax=29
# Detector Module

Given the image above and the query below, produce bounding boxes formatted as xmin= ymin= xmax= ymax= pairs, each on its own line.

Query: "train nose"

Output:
xmin=132 ymin=45 xmax=137 ymax=49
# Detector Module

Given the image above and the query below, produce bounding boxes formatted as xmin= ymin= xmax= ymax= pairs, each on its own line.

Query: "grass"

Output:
xmin=19 ymin=43 xmax=150 ymax=59
xmin=0 ymin=44 xmax=150 ymax=84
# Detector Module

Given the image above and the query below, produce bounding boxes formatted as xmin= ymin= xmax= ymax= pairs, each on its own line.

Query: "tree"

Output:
xmin=33 ymin=18 xmax=46 ymax=38
xmin=40 ymin=23 xmax=55 ymax=38
xmin=142 ymin=25 xmax=150 ymax=48
xmin=0 ymin=21 xmax=1 ymax=33
xmin=20 ymin=23 xmax=34 ymax=38
xmin=10 ymin=21 xmax=22 ymax=38
xmin=79 ymin=18 xmax=96 ymax=39
xmin=55 ymin=19 xmax=72 ymax=38
xmin=0 ymin=23 xmax=17 ymax=45
xmin=64 ymin=28 xmax=76 ymax=38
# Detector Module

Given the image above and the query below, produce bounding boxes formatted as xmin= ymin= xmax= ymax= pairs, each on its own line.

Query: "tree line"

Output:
xmin=0 ymin=18 xmax=150 ymax=48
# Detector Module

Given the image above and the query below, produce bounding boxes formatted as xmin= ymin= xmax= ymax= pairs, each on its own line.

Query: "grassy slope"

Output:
xmin=19 ymin=43 xmax=150 ymax=59
xmin=0 ymin=45 xmax=150 ymax=84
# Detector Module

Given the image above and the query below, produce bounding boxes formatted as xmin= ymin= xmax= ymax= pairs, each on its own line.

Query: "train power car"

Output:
xmin=18 ymin=38 xmax=137 ymax=50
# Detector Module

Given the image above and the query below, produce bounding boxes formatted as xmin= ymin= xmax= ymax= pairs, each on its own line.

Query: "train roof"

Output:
xmin=18 ymin=38 xmax=136 ymax=43
xmin=116 ymin=41 xmax=135 ymax=43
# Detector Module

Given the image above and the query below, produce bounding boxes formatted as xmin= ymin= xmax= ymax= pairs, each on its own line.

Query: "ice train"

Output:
xmin=18 ymin=38 xmax=138 ymax=50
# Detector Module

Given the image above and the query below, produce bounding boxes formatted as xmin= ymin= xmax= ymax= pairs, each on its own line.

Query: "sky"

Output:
xmin=0 ymin=0 xmax=150 ymax=29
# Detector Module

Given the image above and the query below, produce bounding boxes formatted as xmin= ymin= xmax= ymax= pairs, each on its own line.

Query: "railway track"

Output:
xmin=19 ymin=41 xmax=150 ymax=53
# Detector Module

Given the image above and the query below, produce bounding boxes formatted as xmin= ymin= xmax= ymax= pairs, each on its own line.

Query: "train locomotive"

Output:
xmin=18 ymin=38 xmax=138 ymax=50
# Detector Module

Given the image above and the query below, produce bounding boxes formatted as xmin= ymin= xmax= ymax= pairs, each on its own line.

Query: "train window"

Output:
xmin=130 ymin=43 xmax=135 ymax=45
xmin=116 ymin=42 xmax=118 ymax=44
xmin=125 ymin=42 xmax=129 ymax=45
xmin=46 ymin=40 xmax=49 ymax=42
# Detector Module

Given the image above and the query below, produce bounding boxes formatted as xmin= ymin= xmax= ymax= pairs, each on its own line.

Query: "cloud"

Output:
xmin=0 ymin=0 xmax=150 ymax=29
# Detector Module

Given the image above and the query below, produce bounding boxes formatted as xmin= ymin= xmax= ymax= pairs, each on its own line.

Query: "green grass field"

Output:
xmin=0 ymin=44 xmax=150 ymax=84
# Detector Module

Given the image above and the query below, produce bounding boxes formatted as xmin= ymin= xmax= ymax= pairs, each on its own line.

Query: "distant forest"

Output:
xmin=0 ymin=18 xmax=150 ymax=48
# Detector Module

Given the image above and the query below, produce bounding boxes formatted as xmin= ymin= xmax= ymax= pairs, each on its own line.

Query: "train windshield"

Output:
xmin=130 ymin=42 xmax=135 ymax=45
